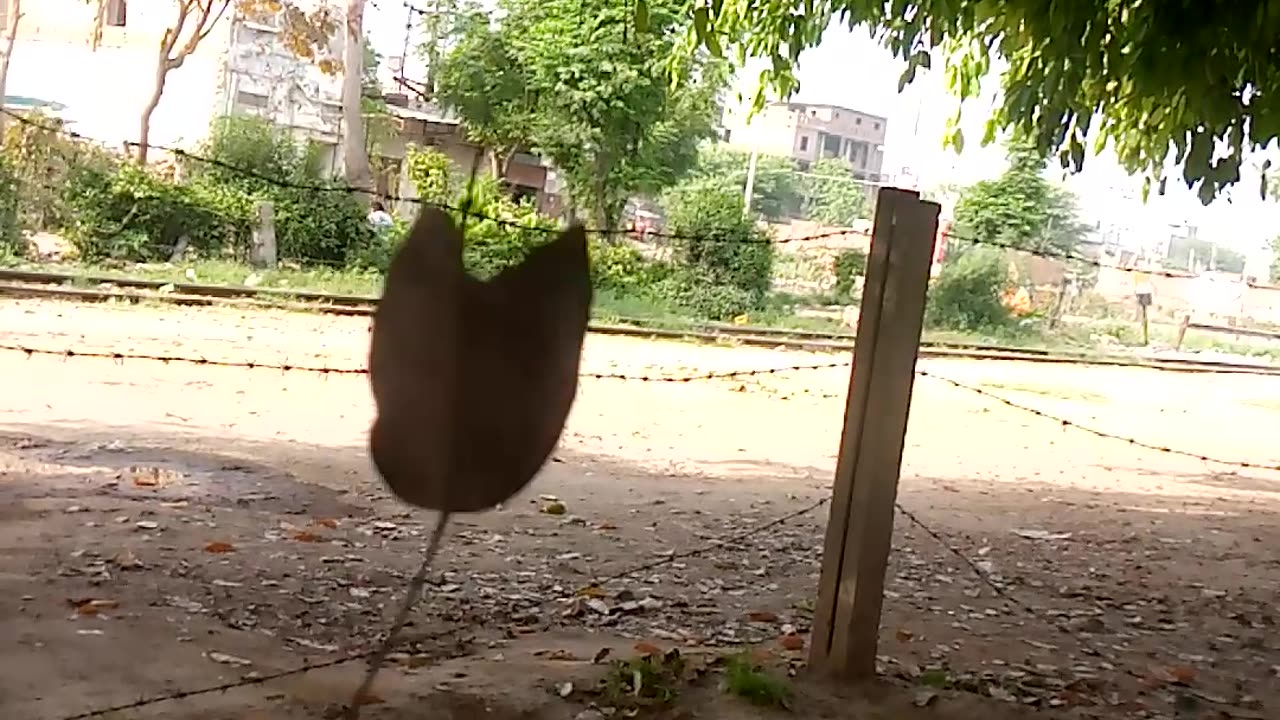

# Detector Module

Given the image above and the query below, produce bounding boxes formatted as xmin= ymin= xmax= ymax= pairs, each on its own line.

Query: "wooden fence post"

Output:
xmin=250 ymin=201 xmax=277 ymax=269
xmin=809 ymin=187 xmax=940 ymax=681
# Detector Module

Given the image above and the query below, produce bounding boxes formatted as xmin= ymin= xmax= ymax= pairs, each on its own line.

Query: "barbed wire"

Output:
xmin=917 ymin=368 xmax=1280 ymax=472
xmin=0 ymin=108 xmax=864 ymax=247
xmin=56 ymin=492 xmax=834 ymax=720
xmin=0 ymin=343 xmax=851 ymax=382
xmin=7 ymin=341 xmax=1276 ymax=471
xmin=939 ymin=230 xmax=1223 ymax=281
xmin=9 ymin=107 xmax=1264 ymax=281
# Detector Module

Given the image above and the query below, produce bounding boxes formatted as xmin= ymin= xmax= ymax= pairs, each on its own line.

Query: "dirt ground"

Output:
xmin=1 ymin=297 xmax=1278 ymax=720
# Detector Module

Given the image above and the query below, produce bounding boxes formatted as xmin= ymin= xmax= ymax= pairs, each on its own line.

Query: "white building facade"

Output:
xmin=1 ymin=0 xmax=345 ymax=170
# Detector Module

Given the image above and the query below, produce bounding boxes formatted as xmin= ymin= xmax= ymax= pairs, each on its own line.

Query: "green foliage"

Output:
xmin=952 ymin=141 xmax=1087 ymax=257
xmin=1 ymin=111 xmax=97 ymax=234
xmin=721 ymin=653 xmax=793 ymax=709
xmin=437 ymin=0 xmax=730 ymax=228
xmin=687 ymin=0 xmax=1272 ymax=203
xmin=802 ymin=157 xmax=870 ymax=226
xmin=435 ymin=14 xmax=535 ymax=175
xmin=662 ymin=179 xmax=774 ymax=319
xmin=64 ymin=161 xmax=253 ymax=262
xmin=404 ymin=145 xmax=557 ymax=278
xmin=191 ymin=115 xmax=304 ymax=187
xmin=0 ymin=154 xmax=22 ymax=257
xmin=60 ymin=115 xmax=374 ymax=266
xmin=273 ymin=181 xmax=376 ymax=267
xmin=683 ymin=144 xmax=800 ymax=221
xmin=589 ymin=238 xmax=669 ymax=294
xmin=925 ymin=247 xmax=1013 ymax=332
xmin=832 ymin=247 xmax=867 ymax=301
xmin=1270 ymin=237 xmax=1280 ymax=285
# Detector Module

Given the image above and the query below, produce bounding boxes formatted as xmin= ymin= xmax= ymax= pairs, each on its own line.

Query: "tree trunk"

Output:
xmin=488 ymin=148 xmax=502 ymax=179
xmin=137 ymin=62 xmax=170 ymax=165
xmin=0 ymin=0 xmax=23 ymax=137
xmin=342 ymin=0 xmax=374 ymax=194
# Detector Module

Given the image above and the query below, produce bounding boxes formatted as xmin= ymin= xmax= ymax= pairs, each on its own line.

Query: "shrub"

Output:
xmin=589 ymin=238 xmax=668 ymax=293
xmin=191 ymin=115 xmax=304 ymax=187
xmin=662 ymin=179 xmax=774 ymax=319
xmin=1 ymin=111 xmax=91 ymax=234
xmin=269 ymin=180 xmax=375 ymax=267
xmin=404 ymin=146 xmax=557 ymax=278
xmin=0 ymin=153 xmax=22 ymax=257
xmin=924 ymin=247 xmax=1014 ymax=331
xmin=64 ymin=162 xmax=252 ymax=262
xmin=832 ymin=247 xmax=867 ymax=301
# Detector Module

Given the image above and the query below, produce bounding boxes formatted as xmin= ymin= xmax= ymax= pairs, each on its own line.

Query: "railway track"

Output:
xmin=1 ymin=267 xmax=1278 ymax=376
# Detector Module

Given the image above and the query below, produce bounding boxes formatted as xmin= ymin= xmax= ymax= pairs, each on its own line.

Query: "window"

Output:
xmin=855 ymin=117 xmax=862 ymax=125
xmin=873 ymin=121 xmax=881 ymax=130
xmin=234 ymin=90 xmax=269 ymax=110
xmin=106 ymin=0 xmax=128 ymax=27
xmin=722 ymin=128 xmax=732 ymax=143
xmin=799 ymin=135 xmax=809 ymax=151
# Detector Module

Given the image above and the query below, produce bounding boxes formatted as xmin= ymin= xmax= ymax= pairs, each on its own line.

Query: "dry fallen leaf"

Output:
xmin=896 ymin=628 xmax=914 ymax=643
xmin=592 ymin=647 xmax=612 ymax=664
xmin=746 ymin=610 xmax=779 ymax=623
xmin=779 ymin=634 xmax=805 ymax=651
xmin=204 ymin=541 xmax=235 ymax=554
xmin=206 ymin=651 xmax=253 ymax=666
xmin=634 ymin=642 xmax=662 ymax=657
xmin=355 ymin=691 xmax=385 ymax=706
xmin=291 ymin=531 xmax=323 ymax=543
xmin=313 ymin=518 xmax=340 ymax=529
xmin=69 ymin=598 xmax=119 ymax=615
xmin=1168 ymin=666 xmax=1197 ymax=684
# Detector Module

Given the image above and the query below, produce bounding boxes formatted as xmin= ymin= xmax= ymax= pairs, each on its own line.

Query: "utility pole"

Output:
xmin=743 ymin=144 xmax=759 ymax=217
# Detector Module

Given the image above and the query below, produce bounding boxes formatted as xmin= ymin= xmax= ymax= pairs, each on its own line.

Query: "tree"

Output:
xmin=0 ymin=0 xmax=23 ymax=137
xmin=86 ymin=0 xmax=339 ymax=165
xmin=1269 ymin=237 xmax=1280 ymax=285
xmin=437 ymin=0 xmax=729 ymax=228
xmin=673 ymin=0 xmax=1280 ymax=204
xmin=681 ymin=145 xmax=800 ymax=221
xmin=950 ymin=140 xmax=1087 ymax=258
xmin=340 ymin=0 xmax=373 ymax=191
xmin=435 ymin=14 xmax=536 ymax=178
xmin=801 ymin=157 xmax=870 ymax=227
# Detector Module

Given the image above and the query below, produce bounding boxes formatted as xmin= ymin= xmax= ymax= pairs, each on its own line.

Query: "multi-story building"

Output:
xmin=1 ymin=0 xmax=344 ymax=170
xmin=720 ymin=101 xmax=888 ymax=180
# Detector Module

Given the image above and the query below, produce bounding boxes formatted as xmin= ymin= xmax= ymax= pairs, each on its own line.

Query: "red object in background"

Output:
xmin=933 ymin=219 xmax=950 ymax=265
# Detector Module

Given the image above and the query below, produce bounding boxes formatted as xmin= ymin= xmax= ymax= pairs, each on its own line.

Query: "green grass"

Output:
xmin=2 ymin=258 xmax=384 ymax=297
xmin=721 ymin=653 xmax=793 ymax=709
xmin=7 ymin=256 xmax=1280 ymax=363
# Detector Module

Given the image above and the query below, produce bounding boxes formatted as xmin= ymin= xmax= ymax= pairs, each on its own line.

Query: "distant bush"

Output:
xmin=404 ymin=146 xmax=558 ymax=278
xmin=832 ymin=247 xmax=866 ymax=301
xmin=925 ymin=247 xmax=1013 ymax=331
xmin=0 ymin=153 xmax=22 ymax=257
xmin=661 ymin=180 xmax=774 ymax=319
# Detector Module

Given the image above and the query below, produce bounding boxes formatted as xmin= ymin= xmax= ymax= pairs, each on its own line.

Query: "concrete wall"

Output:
xmin=1092 ymin=265 xmax=1280 ymax=325
xmin=4 ymin=0 xmax=347 ymax=169
xmin=4 ymin=0 xmax=230 ymax=149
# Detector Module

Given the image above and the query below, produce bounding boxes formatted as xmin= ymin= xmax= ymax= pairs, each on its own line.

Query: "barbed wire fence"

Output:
xmin=1 ymin=332 xmax=1274 ymax=718
xmin=1 ymin=108 xmax=1277 ymax=720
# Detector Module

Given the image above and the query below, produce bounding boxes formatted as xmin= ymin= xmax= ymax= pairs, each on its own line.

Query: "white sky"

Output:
xmin=364 ymin=3 xmax=1280 ymax=257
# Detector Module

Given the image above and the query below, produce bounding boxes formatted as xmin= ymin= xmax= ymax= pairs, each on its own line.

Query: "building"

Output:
xmin=0 ymin=0 xmax=344 ymax=167
xmin=720 ymin=101 xmax=887 ymax=179
xmin=0 ymin=0 xmax=552 ymax=208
